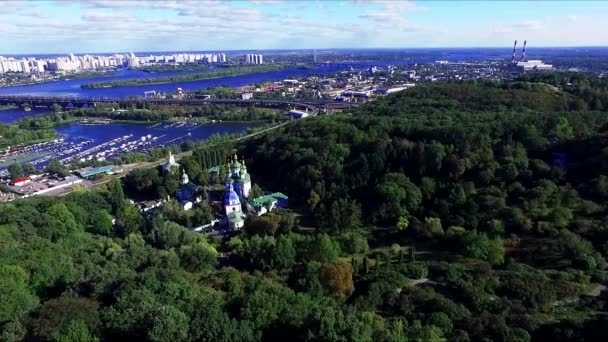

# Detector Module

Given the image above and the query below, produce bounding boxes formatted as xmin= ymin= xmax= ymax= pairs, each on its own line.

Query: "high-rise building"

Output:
xmin=244 ymin=54 xmax=263 ymax=65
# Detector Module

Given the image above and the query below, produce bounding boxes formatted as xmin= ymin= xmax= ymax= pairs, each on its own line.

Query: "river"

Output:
xmin=0 ymin=107 xmax=52 ymax=124
xmin=0 ymin=65 xmax=348 ymax=98
xmin=0 ymin=62 xmax=367 ymax=171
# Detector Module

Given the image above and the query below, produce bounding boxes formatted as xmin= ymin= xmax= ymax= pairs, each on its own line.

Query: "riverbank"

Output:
xmin=0 ymin=70 xmax=118 ymax=88
xmin=0 ymin=105 xmax=18 ymax=111
xmin=80 ymin=64 xmax=292 ymax=88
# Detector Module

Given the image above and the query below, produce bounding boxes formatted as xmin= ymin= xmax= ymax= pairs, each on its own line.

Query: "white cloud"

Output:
xmin=355 ymin=0 xmax=427 ymax=33
xmin=352 ymin=0 xmax=421 ymax=12
xmin=249 ymin=0 xmax=283 ymax=5
xmin=23 ymin=9 xmax=50 ymax=18
xmin=81 ymin=11 xmax=136 ymax=22
xmin=3 ymin=0 xmax=606 ymax=54
xmin=517 ymin=20 xmax=544 ymax=31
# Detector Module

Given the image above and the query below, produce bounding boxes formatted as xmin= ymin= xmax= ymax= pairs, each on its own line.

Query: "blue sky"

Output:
xmin=1 ymin=0 xmax=607 ymax=54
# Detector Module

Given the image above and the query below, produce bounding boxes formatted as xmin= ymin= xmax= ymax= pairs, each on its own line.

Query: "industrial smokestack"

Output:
xmin=521 ymin=40 xmax=527 ymax=62
xmin=512 ymin=40 xmax=518 ymax=63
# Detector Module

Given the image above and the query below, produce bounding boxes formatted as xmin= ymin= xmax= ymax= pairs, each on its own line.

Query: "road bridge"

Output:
xmin=0 ymin=95 xmax=358 ymax=113
xmin=316 ymin=62 xmax=386 ymax=69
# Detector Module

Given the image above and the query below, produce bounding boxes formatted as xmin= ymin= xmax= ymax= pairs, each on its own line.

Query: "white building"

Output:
xmin=224 ymin=180 xmax=245 ymax=230
xmin=516 ymin=60 xmax=553 ymax=71
xmin=244 ymin=54 xmax=264 ymax=65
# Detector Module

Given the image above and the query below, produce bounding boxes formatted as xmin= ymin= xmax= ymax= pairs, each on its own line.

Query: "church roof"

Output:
xmin=230 ymin=154 xmax=243 ymax=170
xmin=251 ymin=195 xmax=277 ymax=207
xmin=271 ymin=192 xmax=288 ymax=200
xmin=239 ymin=167 xmax=251 ymax=182
xmin=163 ymin=161 xmax=179 ymax=171
xmin=225 ymin=183 xmax=240 ymax=204
xmin=251 ymin=192 xmax=288 ymax=207
xmin=230 ymin=161 xmax=242 ymax=170
xmin=163 ymin=152 xmax=179 ymax=171
xmin=227 ymin=212 xmax=245 ymax=223
xmin=235 ymin=173 xmax=251 ymax=183
xmin=182 ymin=182 xmax=198 ymax=193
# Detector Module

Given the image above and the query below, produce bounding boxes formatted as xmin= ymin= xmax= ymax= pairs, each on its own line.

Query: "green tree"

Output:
xmin=312 ymin=233 xmax=339 ymax=263
xmin=0 ymin=320 xmax=26 ymax=342
xmin=461 ymin=230 xmax=505 ymax=265
xmin=89 ymin=210 xmax=113 ymax=236
xmin=553 ymin=116 xmax=574 ymax=140
xmin=338 ymin=232 xmax=369 ymax=255
xmin=149 ymin=220 xmax=185 ymax=249
xmin=0 ymin=265 xmax=38 ymax=324
xmin=250 ymin=184 xmax=264 ymax=199
xmin=116 ymin=202 xmax=144 ymax=237
xmin=47 ymin=158 xmax=69 ymax=177
xmin=8 ymin=163 xmax=22 ymax=179
xmin=28 ymin=297 xmax=100 ymax=341
xmin=107 ymin=178 xmax=125 ymax=213
xmin=416 ymin=217 xmax=444 ymax=239
xmin=245 ymin=215 xmax=279 ymax=236
xmin=274 ymin=234 xmax=296 ymax=270
xmin=39 ymin=203 xmax=82 ymax=241
xmin=307 ymin=190 xmax=321 ymax=211
xmin=397 ymin=214 xmax=410 ymax=231
xmin=404 ymin=262 xmax=429 ymax=279
xmin=54 ymin=320 xmax=99 ymax=342
xmin=21 ymin=163 xmax=35 ymax=176
xmin=148 ymin=306 xmax=189 ymax=342
xmin=179 ymin=241 xmax=218 ymax=272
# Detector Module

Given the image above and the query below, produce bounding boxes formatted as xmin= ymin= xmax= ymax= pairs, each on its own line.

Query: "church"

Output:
xmin=163 ymin=151 xmax=180 ymax=174
xmin=176 ymin=170 xmax=202 ymax=210
xmin=161 ymin=152 xmax=287 ymax=231
xmin=226 ymin=154 xmax=252 ymax=198
xmin=221 ymin=155 xmax=251 ymax=230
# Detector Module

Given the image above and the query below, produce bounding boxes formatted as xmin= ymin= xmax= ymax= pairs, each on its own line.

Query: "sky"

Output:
xmin=1 ymin=0 xmax=607 ymax=54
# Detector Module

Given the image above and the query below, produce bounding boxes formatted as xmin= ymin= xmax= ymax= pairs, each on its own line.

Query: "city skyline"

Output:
xmin=1 ymin=0 xmax=608 ymax=54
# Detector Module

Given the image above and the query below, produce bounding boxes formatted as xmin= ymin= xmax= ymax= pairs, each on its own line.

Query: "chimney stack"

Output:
xmin=512 ymin=40 xmax=518 ymax=63
xmin=521 ymin=40 xmax=527 ymax=62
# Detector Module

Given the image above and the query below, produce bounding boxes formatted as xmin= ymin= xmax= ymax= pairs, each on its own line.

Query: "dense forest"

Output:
xmin=3 ymin=75 xmax=608 ymax=341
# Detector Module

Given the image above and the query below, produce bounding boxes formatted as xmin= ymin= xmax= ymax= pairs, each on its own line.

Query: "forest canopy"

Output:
xmin=3 ymin=74 xmax=608 ymax=341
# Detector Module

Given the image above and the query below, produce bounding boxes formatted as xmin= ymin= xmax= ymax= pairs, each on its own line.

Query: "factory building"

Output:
xmin=510 ymin=40 xmax=553 ymax=71
xmin=516 ymin=60 xmax=553 ymax=71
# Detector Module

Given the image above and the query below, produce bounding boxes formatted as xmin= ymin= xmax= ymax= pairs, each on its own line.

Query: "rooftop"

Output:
xmin=251 ymin=192 xmax=288 ymax=207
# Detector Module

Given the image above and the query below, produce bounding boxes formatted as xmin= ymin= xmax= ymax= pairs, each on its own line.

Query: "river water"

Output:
xmin=0 ymin=63 xmax=356 ymax=171
xmin=0 ymin=107 xmax=52 ymax=124
xmin=0 ymin=121 xmax=255 ymax=171
xmin=0 ymin=65 xmax=348 ymax=98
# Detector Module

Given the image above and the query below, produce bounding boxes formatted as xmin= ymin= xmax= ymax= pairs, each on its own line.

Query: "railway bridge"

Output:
xmin=0 ymin=95 xmax=358 ymax=114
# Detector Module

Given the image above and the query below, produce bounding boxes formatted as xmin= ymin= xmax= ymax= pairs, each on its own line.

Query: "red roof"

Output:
xmin=11 ymin=176 xmax=29 ymax=185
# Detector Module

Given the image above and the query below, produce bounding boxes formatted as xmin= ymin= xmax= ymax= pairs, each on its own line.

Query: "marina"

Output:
xmin=0 ymin=121 xmax=255 ymax=176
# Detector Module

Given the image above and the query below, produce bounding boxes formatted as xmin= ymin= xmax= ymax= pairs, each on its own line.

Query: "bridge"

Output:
xmin=316 ymin=62 xmax=387 ymax=69
xmin=0 ymin=95 xmax=358 ymax=114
